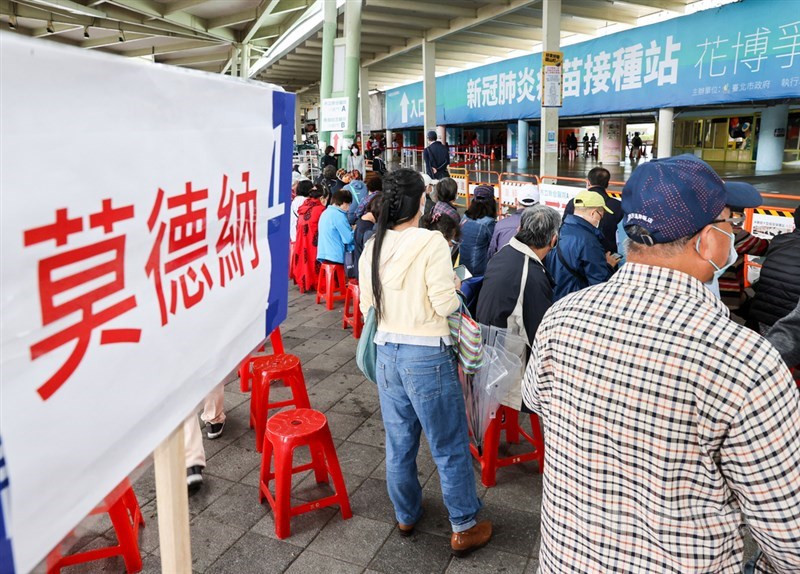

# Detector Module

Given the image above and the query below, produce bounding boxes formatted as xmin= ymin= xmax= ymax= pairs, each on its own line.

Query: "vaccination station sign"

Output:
xmin=0 ymin=34 xmax=293 ymax=573
xmin=386 ymin=0 xmax=800 ymax=129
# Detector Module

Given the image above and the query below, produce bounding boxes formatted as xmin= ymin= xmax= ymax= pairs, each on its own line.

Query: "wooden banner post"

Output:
xmin=153 ymin=423 xmax=192 ymax=573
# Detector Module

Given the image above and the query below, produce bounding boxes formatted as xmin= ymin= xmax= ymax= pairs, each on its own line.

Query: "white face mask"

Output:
xmin=352 ymin=147 xmax=358 ymax=154
xmin=328 ymin=151 xmax=334 ymax=156
xmin=696 ymin=225 xmax=737 ymax=281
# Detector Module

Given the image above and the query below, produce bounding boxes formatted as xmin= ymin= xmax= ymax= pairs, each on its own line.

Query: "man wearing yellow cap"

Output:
xmin=546 ymin=190 xmax=619 ymax=301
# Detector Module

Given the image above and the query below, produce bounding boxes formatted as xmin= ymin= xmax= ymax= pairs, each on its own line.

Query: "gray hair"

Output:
xmin=515 ymin=204 xmax=561 ymax=249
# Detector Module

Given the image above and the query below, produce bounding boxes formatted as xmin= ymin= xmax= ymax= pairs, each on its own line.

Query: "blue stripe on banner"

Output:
xmin=0 ymin=436 xmax=15 ymax=574
xmin=265 ymin=90 xmax=295 ymax=336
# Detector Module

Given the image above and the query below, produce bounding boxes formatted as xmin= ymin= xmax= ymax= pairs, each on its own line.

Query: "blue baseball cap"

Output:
xmin=622 ymin=154 xmax=756 ymax=245
xmin=723 ymin=181 xmax=762 ymax=209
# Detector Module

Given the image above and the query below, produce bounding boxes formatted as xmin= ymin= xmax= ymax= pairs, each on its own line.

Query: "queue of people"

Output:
xmin=280 ymin=153 xmax=799 ymax=568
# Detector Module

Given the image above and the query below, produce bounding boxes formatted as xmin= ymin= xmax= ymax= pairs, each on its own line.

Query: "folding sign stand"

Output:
xmin=153 ymin=425 xmax=192 ymax=573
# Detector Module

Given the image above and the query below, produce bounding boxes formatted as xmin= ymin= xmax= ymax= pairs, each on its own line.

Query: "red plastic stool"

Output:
xmin=342 ymin=281 xmax=363 ymax=339
xmin=259 ymin=408 xmax=352 ymax=539
xmin=250 ymin=354 xmax=311 ymax=452
xmin=315 ymin=262 xmax=346 ymax=310
xmin=470 ymin=406 xmax=544 ymax=488
xmin=239 ymin=327 xmax=285 ymax=392
xmin=47 ymin=479 xmax=144 ymax=573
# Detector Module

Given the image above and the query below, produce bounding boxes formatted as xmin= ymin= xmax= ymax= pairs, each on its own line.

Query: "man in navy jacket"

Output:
xmin=423 ymin=130 xmax=450 ymax=180
xmin=547 ymin=190 xmax=618 ymax=301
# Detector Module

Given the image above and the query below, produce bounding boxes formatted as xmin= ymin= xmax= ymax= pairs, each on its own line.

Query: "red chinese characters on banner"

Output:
xmin=23 ymin=200 xmax=141 ymax=401
xmin=146 ymin=173 xmax=260 ymax=326
xmin=216 ymin=171 xmax=260 ymax=287
xmin=146 ymin=182 xmax=214 ymax=326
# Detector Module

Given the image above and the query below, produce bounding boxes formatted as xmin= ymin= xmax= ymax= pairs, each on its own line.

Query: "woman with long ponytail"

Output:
xmin=358 ymin=168 xmax=492 ymax=556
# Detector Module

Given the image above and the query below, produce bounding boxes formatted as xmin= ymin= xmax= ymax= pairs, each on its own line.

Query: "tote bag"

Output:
xmin=356 ymin=306 xmax=378 ymax=384
xmin=447 ymin=300 xmax=484 ymax=374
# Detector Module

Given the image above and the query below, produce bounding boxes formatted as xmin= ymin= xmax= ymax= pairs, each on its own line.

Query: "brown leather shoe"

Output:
xmin=398 ymin=522 xmax=415 ymax=537
xmin=450 ymin=520 xmax=492 ymax=557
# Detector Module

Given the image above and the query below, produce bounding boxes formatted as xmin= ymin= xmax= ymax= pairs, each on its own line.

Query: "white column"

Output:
xmin=423 ymin=40 xmax=436 ymax=136
xmin=518 ymin=119 xmax=529 ymax=170
xmin=295 ymin=101 xmax=303 ymax=144
xmin=656 ymin=107 xmax=674 ymax=159
xmin=539 ymin=0 xmax=561 ymax=182
xmin=239 ymin=42 xmax=250 ymax=78
xmin=385 ymin=129 xmax=393 ymax=162
xmin=437 ymin=125 xmax=446 ymax=143
xmin=756 ymin=103 xmax=789 ymax=172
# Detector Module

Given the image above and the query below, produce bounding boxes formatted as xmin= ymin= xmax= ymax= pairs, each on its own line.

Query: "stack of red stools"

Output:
xmin=471 ymin=406 xmax=544 ymax=488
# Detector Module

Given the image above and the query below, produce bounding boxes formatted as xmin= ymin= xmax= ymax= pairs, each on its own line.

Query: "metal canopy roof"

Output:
xmin=2 ymin=0 xmax=717 ymax=110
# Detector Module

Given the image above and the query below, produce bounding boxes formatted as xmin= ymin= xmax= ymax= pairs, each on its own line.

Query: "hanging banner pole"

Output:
xmin=154 ymin=425 xmax=192 ymax=574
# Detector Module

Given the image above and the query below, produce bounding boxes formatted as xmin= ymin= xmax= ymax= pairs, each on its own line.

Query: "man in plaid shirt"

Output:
xmin=522 ymin=155 xmax=800 ymax=573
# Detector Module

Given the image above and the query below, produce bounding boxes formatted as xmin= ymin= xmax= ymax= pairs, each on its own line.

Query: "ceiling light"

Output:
xmin=8 ymin=14 xmax=17 ymax=29
xmin=83 ymin=25 xmax=89 ymax=38
xmin=23 ymin=0 xmax=106 ymax=18
xmin=118 ymin=29 xmax=125 ymax=42
xmin=46 ymin=19 xmax=55 ymax=33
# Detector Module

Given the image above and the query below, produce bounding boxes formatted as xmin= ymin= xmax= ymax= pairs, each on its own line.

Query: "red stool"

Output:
xmin=250 ymin=354 xmax=311 ymax=452
xmin=315 ymin=263 xmax=346 ymax=310
xmin=342 ymin=281 xmax=363 ymax=339
xmin=470 ymin=406 xmax=544 ymax=488
xmin=239 ymin=327 xmax=285 ymax=392
xmin=47 ymin=480 xmax=144 ymax=573
xmin=259 ymin=408 xmax=352 ymax=539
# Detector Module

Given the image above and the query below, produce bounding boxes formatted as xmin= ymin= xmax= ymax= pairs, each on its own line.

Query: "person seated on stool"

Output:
xmin=317 ymin=188 xmax=354 ymax=265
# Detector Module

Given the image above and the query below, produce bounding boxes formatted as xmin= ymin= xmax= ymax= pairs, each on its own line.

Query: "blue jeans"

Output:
xmin=376 ymin=342 xmax=482 ymax=533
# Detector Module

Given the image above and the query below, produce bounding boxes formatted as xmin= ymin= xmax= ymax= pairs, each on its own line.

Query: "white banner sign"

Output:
xmin=0 ymin=34 xmax=291 ymax=573
xmin=320 ymin=97 xmax=349 ymax=132
xmin=539 ymin=183 xmax=585 ymax=215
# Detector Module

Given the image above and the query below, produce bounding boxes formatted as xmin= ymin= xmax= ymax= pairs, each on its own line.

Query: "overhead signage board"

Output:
xmin=542 ymin=51 xmax=563 ymax=108
xmin=385 ymin=0 xmax=800 ymax=129
xmin=0 ymin=34 xmax=292 ymax=573
xmin=320 ymin=97 xmax=349 ymax=132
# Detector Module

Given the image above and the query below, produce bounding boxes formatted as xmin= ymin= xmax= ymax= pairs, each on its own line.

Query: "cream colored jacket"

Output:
xmin=359 ymin=227 xmax=459 ymax=337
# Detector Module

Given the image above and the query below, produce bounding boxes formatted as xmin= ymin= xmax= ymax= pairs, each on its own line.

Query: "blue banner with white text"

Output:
xmin=385 ymin=0 xmax=800 ymax=129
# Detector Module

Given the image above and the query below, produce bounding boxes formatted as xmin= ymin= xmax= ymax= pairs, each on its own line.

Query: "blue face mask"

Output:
xmin=696 ymin=225 xmax=737 ymax=281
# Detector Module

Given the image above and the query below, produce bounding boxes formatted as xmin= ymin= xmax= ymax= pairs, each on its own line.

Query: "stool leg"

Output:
xmin=259 ymin=432 xmax=274 ymax=504
xmin=505 ymin=408 xmax=521 ymax=444
xmin=289 ymin=373 xmax=311 ymax=410
xmin=315 ymin=268 xmax=325 ymax=304
xmin=310 ymin=445 xmax=329 ymax=484
xmin=325 ymin=270 xmax=336 ymax=311
xmin=108 ymin=498 xmax=142 ymax=573
xmin=530 ymin=414 xmax=545 ymax=473
xmin=342 ymin=287 xmax=351 ymax=330
xmin=481 ymin=416 xmax=502 ymax=488
xmin=321 ymin=433 xmax=352 ymax=519
xmin=273 ymin=443 xmax=294 ymax=539
xmin=254 ymin=373 xmax=270 ymax=453
xmin=269 ymin=328 xmax=285 ymax=355
xmin=239 ymin=357 xmax=252 ymax=393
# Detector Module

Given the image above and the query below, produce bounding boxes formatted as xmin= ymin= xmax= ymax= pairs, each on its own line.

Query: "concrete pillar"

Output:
xmin=238 ymin=43 xmax=250 ymax=78
xmin=656 ymin=107 xmax=674 ymax=159
xmin=230 ymin=45 xmax=239 ymax=77
xmin=359 ymin=66 xmax=370 ymax=150
xmin=539 ymin=0 xmax=560 ymax=181
xmin=319 ymin=0 xmax=337 ymax=149
xmin=518 ymin=119 xmax=529 ymax=171
xmin=437 ymin=125 xmax=446 ymax=143
xmin=756 ymin=103 xmax=789 ymax=172
xmin=385 ymin=129 xmax=393 ymax=162
xmin=340 ymin=0 xmax=362 ymax=167
xmin=295 ymin=101 xmax=303 ymax=144
xmin=423 ymin=40 xmax=436 ymax=136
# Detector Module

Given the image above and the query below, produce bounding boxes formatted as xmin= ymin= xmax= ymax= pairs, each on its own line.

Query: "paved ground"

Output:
xmin=59 ymin=283 xmax=547 ymax=574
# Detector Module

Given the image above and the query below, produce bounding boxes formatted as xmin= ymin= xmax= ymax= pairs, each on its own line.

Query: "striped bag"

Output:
xmin=448 ymin=301 xmax=484 ymax=374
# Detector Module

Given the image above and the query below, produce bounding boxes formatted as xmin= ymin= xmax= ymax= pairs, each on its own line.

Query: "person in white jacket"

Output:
xmin=359 ymin=168 xmax=492 ymax=557
xmin=347 ymin=144 xmax=364 ymax=173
